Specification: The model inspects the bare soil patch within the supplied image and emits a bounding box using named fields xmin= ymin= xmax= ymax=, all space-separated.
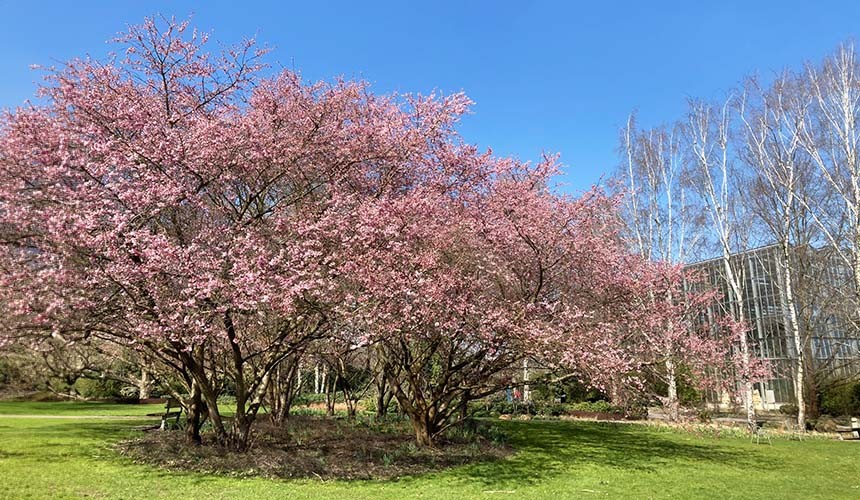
xmin=116 ymin=415 xmax=511 ymax=480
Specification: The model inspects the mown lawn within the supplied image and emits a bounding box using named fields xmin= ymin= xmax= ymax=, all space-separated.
xmin=0 ymin=402 xmax=857 ymax=499
xmin=0 ymin=400 xmax=165 ymax=417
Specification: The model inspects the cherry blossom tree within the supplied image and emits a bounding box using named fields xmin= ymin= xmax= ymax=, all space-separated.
xmin=614 ymin=115 xmax=710 ymax=419
xmin=0 ymin=17 xmax=468 ymax=450
xmin=334 ymin=153 xmax=741 ymax=444
xmin=0 ymin=16 xmax=740 ymax=449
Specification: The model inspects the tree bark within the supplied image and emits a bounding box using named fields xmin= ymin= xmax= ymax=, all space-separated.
xmin=410 ymin=413 xmax=437 ymax=447
xmin=138 ymin=369 xmax=151 ymax=400
xmin=665 ymin=359 xmax=680 ymax=421
xmin=184 ymin=380 xmax=203 ymax=445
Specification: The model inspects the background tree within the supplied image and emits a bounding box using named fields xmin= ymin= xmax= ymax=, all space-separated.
xmin=739 ymin=73 xmax=816 ymax=429
xmin=685 ymin=96 xmax=759 ymax=429
xmin=615 ymin=115 xmax=706 ymax=420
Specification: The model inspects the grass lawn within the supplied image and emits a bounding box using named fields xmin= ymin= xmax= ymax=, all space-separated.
xmin=0 ymin=402 xmax=857 ymax=499
xmin=0 ymin=400 xmax=166 ymax=417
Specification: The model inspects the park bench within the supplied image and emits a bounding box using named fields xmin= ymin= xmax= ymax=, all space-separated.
xmin=159 ymin=398 xmax=183 ymax=431
xmin=835 ymin=417 xmax=859 ymax=440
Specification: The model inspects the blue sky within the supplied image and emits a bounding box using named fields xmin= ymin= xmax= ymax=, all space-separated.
xmin=2 ymin=1 xmax=859 ymax=194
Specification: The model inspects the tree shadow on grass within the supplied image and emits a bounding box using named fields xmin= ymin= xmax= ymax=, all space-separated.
xmin=2 ymin=421 xmax=148 ymax=463
xmin=1 ymin=416 xmax=782 ymax=490
xmin=440 ymin=420 xmax=779 ymax=488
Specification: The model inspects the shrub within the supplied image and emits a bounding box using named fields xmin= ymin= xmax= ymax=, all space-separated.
xmin=362 ymin=397 xmax=399 ymax=416
xmin=481 ymin=399 xmax=535 ymax=416
xmin=536 ymin=402 xmax=567 ymax=417
xmin=568 ymin=400 xmax=614 ymax=413
xmin=696 ymin=408 xmax=713 ymax=423
xmin=74 ymin=378 xmax=126 ymax=399
xmin=0 ymin=358 xmax=22 ymax=387
xmin=530 ymin=379 xmax=607 ymax=404
xmin=820 ymin=382 xmax=860 ymax=417
xmin=814 ymin=415 xmax=839 ymax=432
xmin=778 ymin=404 xmax=799 ymax=416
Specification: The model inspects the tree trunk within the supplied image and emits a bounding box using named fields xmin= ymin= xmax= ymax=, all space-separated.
xmin=314 ymin=363 xmax=320 ymax=394
xmin=375 ymin=386 xmax=388 ymax=420
xmin=138 ymin=369 xmax=151 ymax=400
xmin=184 ymin=380 xmax=203 ymax=445
xmin=268 ymin=357 xmax=299 ymax=426
xmin=724 ymin=257 xmax=756 ymax=431
xmin=522 ymin=358 xmax=531 ymax=402
xmin=195 ymin=376 xmax=227 ymax=445
xmin=410 ymin=413 xmax=437 ymax=447
xmin=665 ymin=359 xmax=680 ymax=421
xmin=805 ymin=364 xmax=820 ymax=421
xmin=374 ymin=362 xmax=392 ymax=420
xmin=458 ymin=390 xmax=471 ymax=423
xmin=780 ymin=241 xmax=806 ymax=430
xmin=325 ymin=372 xmax=337 ymax=417
xmin=229 ymin=414 xmax=254 ymax=452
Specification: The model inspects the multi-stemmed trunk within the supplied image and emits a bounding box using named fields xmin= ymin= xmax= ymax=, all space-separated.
xmin=324 ymin=372 xmax=338 ymax=417
xmin=410 ymin=413 xmax=439 ymax=447
xmin=268 ymin=356 xmax=301 ymax=426
xmin=375 ymin=379 xmax=393 ymax=420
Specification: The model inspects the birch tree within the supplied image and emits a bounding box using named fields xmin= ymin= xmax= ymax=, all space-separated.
xmin=617 ymin=115 xmax=704 ymax=420
xmin=686 ymin=96 xmax=758 ymax=429
xmin=800 ymin=44 xmax=860 ymax=330
xmin=740 ymin=74 xmax=812 ymax=429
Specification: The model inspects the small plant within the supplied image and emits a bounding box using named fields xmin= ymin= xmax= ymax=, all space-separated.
xmin=476 ymin=423 xmax=509 ymax=446
xmin=696 ymin=408 xmax=713 ymax=423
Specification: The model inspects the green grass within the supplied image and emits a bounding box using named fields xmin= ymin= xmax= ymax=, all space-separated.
xmin=0 ymin=400 xmax=165 ymax=417
xmin=0 ymin=402 xmax=858 ymax=499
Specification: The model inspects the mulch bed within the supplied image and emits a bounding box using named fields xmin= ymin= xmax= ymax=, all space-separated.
xmin=116 ymin=415 xmax=511 ymax=480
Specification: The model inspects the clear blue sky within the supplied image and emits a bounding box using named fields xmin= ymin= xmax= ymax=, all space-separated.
xmin=2 ymin=1 xmax=858 ymax=193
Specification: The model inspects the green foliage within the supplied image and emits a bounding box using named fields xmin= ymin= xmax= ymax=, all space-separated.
xmin=696 ymin=408 xmax=713 ymax=423
xmin=567 ymin=400 xmax=615 ymax=413
xmin=474 ymin=398 xmax=639 ymax=418
xmin=74 ymin=378 xmax=127 ymax=399
xmin=443 ymin=420 xmax=509 ymax=446
xmin=362 ymin=396 xmax=399 ymax=416
xmin=486 ymin=400 xmax=535 ymax=416
xmin=0 ymin=358 xmax=23 ymax=387
xmin=530 ymin=378 xmax=607 ymax=404
xmin=646 ymin=363 xmax=703 ymax=407
xmin=676 ymin=376 xmax=704 ymax=406
xmin=539 ymin=402 xmax=568 ymax=417
xmin=778 ymin=404 xmax=799 ymax=416
xmin=819 ymin=382 xmax=860 ymax=417
xmin=294 ymin=392 xmax=343 ymax=405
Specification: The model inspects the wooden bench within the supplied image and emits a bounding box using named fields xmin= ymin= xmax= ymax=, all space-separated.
xmin=159 ymin=398 xmax=183 ymax=431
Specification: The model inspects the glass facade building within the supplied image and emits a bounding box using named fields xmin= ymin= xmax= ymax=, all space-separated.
xmin=686 ymin=245 xmax=860 ymax=406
